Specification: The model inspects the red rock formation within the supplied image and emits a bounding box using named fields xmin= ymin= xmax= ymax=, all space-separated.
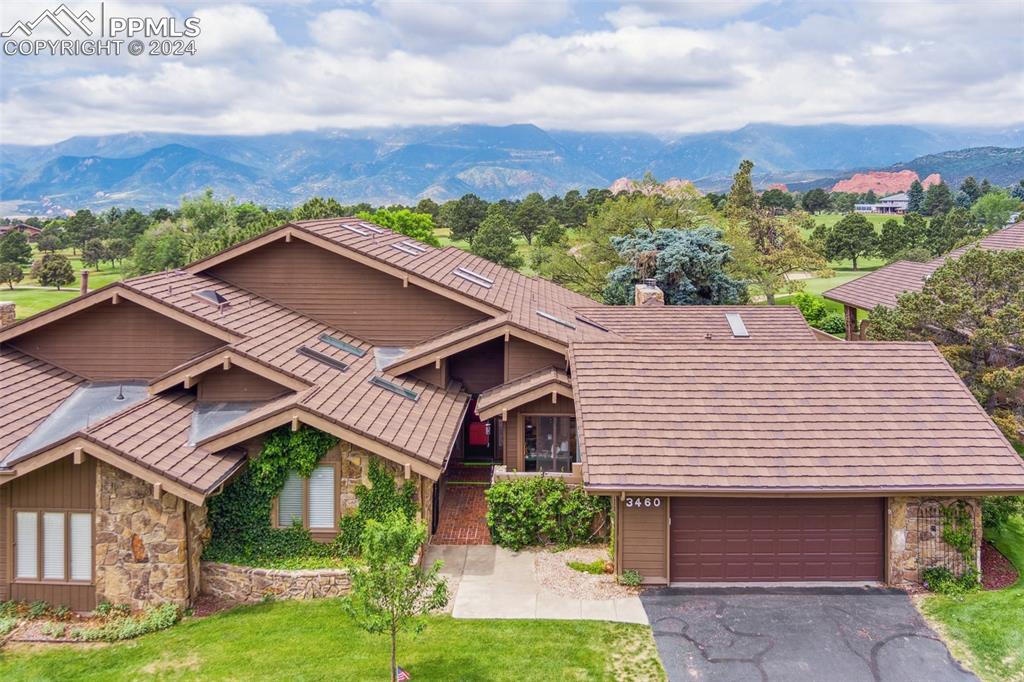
xmin=767 ymin=183 xmax=789 ymax=192
xmin=920 ymin=173 xmax=941 ymax=188
xmin=831 ymin=170 xmax=923 ymax=194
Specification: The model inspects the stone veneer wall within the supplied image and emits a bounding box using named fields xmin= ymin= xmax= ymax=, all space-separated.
xmin=94 ymin=463 xmax=205 ymax=609
xmin=334 ymin=442 xmax=430 ymax=528
xmin=201 ymin=562 xmax=351 ymax=602
xmin=888 ymin=496 xmax=982 ymax=586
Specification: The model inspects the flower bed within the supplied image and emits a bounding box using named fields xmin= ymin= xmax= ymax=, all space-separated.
xmin=200 ymin=562 xmax=352 ymax=603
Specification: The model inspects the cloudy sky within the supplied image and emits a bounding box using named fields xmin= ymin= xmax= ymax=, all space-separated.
xmin=0 ymin=0 xmax=1021 ymax=144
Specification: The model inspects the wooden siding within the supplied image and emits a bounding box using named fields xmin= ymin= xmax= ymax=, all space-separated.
xmin=8 ymin=300 xmax=223 ymax=380
xmin=1 ymin=455 xmax=97 ymax=610
xmin=449 ymin=338 xmax=505 ymax=395
xmin=618 ymin=496 xmax=668 ymax=584
xmin=207 ymin=240 xmax=487 ymax=345
xmin=506 ymin=337 xmax=565 ymax=381
xmin=504 ymin=394 xmax=575 ymax=470
xmin=409 ymin=360 xmax=446 ymax=388
xmin=197 ymin=366 xmax=291 ymax=402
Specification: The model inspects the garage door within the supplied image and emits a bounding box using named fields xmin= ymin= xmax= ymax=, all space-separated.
xmin=669 ymin=498 xmax=884 ymax=582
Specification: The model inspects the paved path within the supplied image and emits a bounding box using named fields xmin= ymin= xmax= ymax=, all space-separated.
xmin=424 ymin=544 xmax=648 ymax=624
xmin=641 ymin=587 xmax=976 ymax=682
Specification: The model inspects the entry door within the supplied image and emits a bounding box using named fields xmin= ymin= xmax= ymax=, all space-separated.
xmin=669 ymin=498 xmax=884 ymax=582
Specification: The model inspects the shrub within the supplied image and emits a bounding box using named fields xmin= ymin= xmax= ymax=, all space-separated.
xmin=792 ymin=291 xmax=827 ymax=325
xmin=619 ymin=569 xmax=643 ymax=587
xmin=27 ymin=601 xmax=49 ymax=619
xmin=921 ymin=566 xmax=980 ymax=598
xmin=334 ymin=459 xmax=417 ymax=557
xmin=817 ymin=311 xmax=847 ymax=336
xmin=40 ymin=622 xmax=67 ymax=638
xmin=0 ymin=616 xmax=17 ymax=637
xmin=485 ymin=477 xmax=609 ymax=551
xmin=567 ymin=559 xmax=606 ymax=575
xmin=982 ymin=496 xmax=1024 ymax=528
xmin=71 ymin=602 xmax=180 ymax=642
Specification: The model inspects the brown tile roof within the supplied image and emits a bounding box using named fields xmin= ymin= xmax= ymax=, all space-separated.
xmin=825 ymin=221 xmax=1024 ymax=311
xmin=569 ymin=340 xmax=1024 ymax=493
xmin=83 ymin=390 xmax=246 ymax=494
xmin=0 ymin=349 xmax=85 ymax=462
xmin=476 ymin=366 xmax=572 ymax=419
xmin=573 ymin=305 xmax=816 ymax=341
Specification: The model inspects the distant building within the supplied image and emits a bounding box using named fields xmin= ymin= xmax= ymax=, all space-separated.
xmin=854 ymin=193 xmax=908 ymax=215
xmin=0 ymin=222 xmax=42 ymax=240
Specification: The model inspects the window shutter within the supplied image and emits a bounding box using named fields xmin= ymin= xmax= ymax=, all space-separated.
xmin=15 ymin=512 xmax=38 ymax=580
xmin=308 ymin=465 xmax=336 ymax=529
xmin=43 ymin=512 xmax=66 ymax=580
xmin=278 ymin=472 xmax=303 ymax=527
xmin=70 ymin=513 xmax=92 ymax=581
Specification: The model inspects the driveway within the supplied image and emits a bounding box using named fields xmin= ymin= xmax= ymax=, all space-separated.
xmin=641 ymin=587 xmax=976 ymax=682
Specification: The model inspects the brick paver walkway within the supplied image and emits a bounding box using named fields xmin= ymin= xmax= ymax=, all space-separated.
xmin=433 ymin=463 xmax=492 ymax=545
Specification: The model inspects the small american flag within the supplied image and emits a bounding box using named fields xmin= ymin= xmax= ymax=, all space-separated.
xmin=396 ymin=666 xmax=411 ymax=681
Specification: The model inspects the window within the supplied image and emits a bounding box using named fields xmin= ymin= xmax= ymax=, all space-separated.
xmin=275 ymin=464 xmax=337 ymax=531
xmin=524 ymin=416 xmax=578 ymax=473
xmin=14 ymin=510 xmax=93 ymax=583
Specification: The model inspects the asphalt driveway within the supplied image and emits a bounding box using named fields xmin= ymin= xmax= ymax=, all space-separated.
xmin=641 ymin=587 xmax=976 ymax=682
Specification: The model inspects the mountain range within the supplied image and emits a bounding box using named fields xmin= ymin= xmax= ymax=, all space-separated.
xmin=1 ymin=123 xmax=1021 ymax=213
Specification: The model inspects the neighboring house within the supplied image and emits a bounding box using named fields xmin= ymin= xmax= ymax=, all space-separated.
xmin=0 ymin=223 xmax=42 ymax=240
xmin=1 ymin=217 xmax=1022 ymax=610
xmin=824 ymin=220 xmax=1024 ymax=339
xmin=854 ymin=193 xmax=908 ymax=214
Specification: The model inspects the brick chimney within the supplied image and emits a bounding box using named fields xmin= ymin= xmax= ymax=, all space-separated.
xmin=80 ymin=270 xmax=89 ymax=296
xmin=634 ymin=279 xmax=664 ymax=306
xmin=0 ymin=302 xmax=15 ymax=328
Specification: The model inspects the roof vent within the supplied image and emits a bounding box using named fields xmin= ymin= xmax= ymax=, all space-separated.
xmin=452 ymin=266 xmax=494 ymax=289
xmin=369 ymin=376 xmax=419 ymax=401
xmin=296 ymin=346 xmax=349 ymax=371
xmin=536 ymin=310 xmax=576 ymax=329
xmin=193 ymin=290 xmax=229 ymax=309
xmin=725 ymin=312 xmax=749 ymax=338
xmin=340 ymin=223 xmax=370 ymax=237
xmin=319 ymin=333 xmax=366 ymax=358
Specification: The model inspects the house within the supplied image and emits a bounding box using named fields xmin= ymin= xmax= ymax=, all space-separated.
xmin=1 ymin=217 xmax=1022 ymax=610
xmin=0 ymin=223 xmax=43 ymax=240
xmin=854 ymin=193 xmax=908 ymax=214
xmin=824 ymin=220 xmax=1024 ymax=339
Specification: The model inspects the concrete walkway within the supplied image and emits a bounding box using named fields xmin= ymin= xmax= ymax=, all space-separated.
xmin=424 ymin=544 xmax=648 ymax=624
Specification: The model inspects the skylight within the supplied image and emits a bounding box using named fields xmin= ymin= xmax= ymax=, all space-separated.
xmin=296 ymin=346 xmax=349 ymax=371
xmin=725 ymin=313 xmax=750 ymax=338
xmin=7 ymin=382 xmax=149 ymax=463
xmin=369 ymin=376 xmax=419 ymax=401
xmin=319 ymin=333 xmax=366 ymax=357
xmin=392 ymin=243 xmax=423 ymax=257
xmin=189 ymin=401 xmax=261 ymax=445
xmin=537 ymin=310 xmax=576 ymax=329
xmin=452 ymin=266 xmax=494 ymax=289
xmin=374 ymin=347 xmax=407 ymax=371
xmin=193 ymin=290 xmax=229 ymax=308
xmin=340 ymin=223 xmax=370 ymax=237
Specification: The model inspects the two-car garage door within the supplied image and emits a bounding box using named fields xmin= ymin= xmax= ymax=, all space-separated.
xmin=669 ymin=498 xmax=884 ymax=582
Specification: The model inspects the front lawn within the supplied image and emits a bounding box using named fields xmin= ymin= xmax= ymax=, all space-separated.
xmin=0 ymin=287 xmax=79 ymax=319
xmin=0 ymin=599 xmax=664 ymax=681
xmin=920 ymin=516 xmax=1024 ymax=682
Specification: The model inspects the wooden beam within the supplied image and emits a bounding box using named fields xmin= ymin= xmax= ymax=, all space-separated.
xmin=434 ymin=357 xmax=441 ymax=369
xmin=153 ymin=482 xmax=163 ymax=500
xmin=291 ymin=415 xmax=300 ymax=432
xmin=285 ymin=232 xmax=292 ymax=243
xmin=184 ymin=375 xmax=194 ymax=389
xmin=222 ymin=355 xmax=231 ymax=370
xmin=844 ymin=305 xmax=859 ymax=341
xmin=73 ymin=448 xmax=83 ymax=464
xmin=551 ymin=391 xmax=557 ymax=404
xmin=111 ymin=292 xmax=120 ymax=304
xmin=403 ymin=463 xmax=411 ymax=480
xmin=501 ymin=408 xmax=507 ymax=422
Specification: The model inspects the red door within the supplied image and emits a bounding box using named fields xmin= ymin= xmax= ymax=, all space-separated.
xmin=669 ymin=497 xmax=884 ymax=582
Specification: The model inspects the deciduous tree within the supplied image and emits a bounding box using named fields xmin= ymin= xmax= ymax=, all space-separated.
xmin=801 ymin=188 xmax=831 ymax=214
xmin=512 ymin=192 xmax=548 ymax=245
xmin=0 ymin=262 xmax=23 ymax=290
xmin=471 ymin=209 xmax=522 ymax=269
xmin=357 ymin=208 xmax=440 ymax=247
xmin=0 ymin=230 xmax=32 ymax=265
xmin=439 ymin=193 xmax=488 ymax=242
xmin=726 ymin=209 xmax=825 ymax=304
xmin=31 ymin=253 xmax=75 ymax=290
xmin=971 ymin=189 xmax=1020 ymax=229
xmin=81 ymin=238 xmax=107 ymax=269
xmin=343 ymin=512 xmax=448 ymax=682
xmin=824 ymin=213 xmax=877 ymax=269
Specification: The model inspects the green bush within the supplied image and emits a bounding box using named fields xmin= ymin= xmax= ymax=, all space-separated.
xmin=71 ymin=602 xmax=180 ymax=642
xmin=567 ymin=559 xmax=606 ymax=575
xmin=40 ymin=622 xmax=67 ymax=638
xmin=982 ymin=497 xmax=1024 ymax=528
xmin=619 ymin=569 xmax=643 ymax=587
xmin=792 ymin=292 xmax=827 ymax=325
xmin=334 ymin=459 xmax=417 ymax=556
xmin=485 ymin=477 xmax=609 ymax=551
xmin=816 ymin=311 xmax=847 ymax=336
xmin=0 ymin=616 xmax=17 ymax=637
xmin=922 ymin=566 xmax=980 ymax=598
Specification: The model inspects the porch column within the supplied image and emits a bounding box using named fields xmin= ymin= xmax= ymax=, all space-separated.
xmin=844 ymin=305 xmax=859 ymax=341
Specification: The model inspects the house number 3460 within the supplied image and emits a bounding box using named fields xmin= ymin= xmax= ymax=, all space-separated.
xmin=625 ymin=497 xmax=661 ymax=508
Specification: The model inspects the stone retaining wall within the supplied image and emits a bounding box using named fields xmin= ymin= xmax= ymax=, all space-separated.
xmin=200 ymin=562 xmax=351 ymax=602
xmin=888 ymin=496 xmax=981 ymax=586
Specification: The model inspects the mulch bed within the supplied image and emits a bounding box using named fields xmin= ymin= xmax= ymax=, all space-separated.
xmin=190 ymin=594 xmax=240 ymax=618
xmin=981 ymin=540 xmax=1018 ymax=590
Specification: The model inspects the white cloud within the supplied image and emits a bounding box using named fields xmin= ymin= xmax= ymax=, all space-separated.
xmin=0 ymin=0 xmax=1021 ymax=144
xmin=605 ymin=0 xmax=764 ymax=28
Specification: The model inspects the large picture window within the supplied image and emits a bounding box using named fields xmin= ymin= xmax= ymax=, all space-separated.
xmin=524 ymin=416 xmax=578 ymax=473
xmin=274 ymin=464 xmax=338 ymax=531
xmin=14 ymin=510 xmax=92 ymax=583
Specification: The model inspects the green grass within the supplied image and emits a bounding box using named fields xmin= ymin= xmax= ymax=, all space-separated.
xmin=920 ymin=516 xmax=1024 ymax=682
xmin=22 ymin=247 xmax=126 ymax=290
xmin=0 ymin=287 xmax=78 ymax=319
xmin=806 ymin=212 xmax=893 ymax=232
xmin=0 ymin=600 xmax=664 ymax=681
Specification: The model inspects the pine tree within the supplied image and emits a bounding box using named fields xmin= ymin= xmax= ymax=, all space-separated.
xmin=907 ymin=180 xmax=925 ymax=213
